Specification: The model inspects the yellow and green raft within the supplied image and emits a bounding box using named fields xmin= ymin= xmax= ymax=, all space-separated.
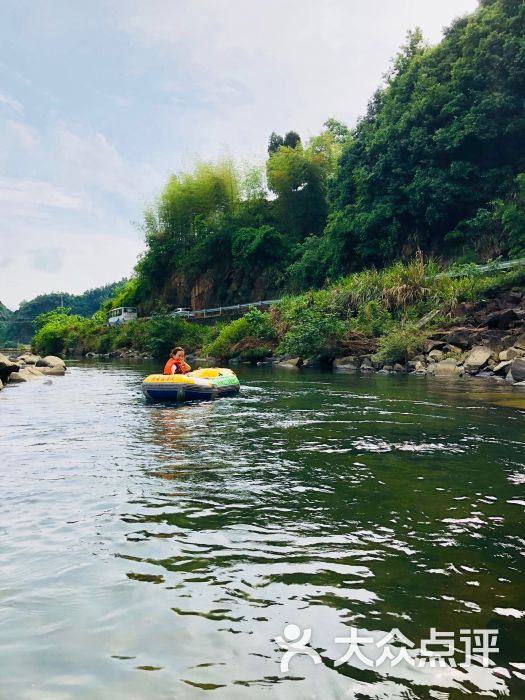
xmin=142 ymin=368 xmax=240 ymax=402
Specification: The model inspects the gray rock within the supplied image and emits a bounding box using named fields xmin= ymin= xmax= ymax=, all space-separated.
xmin=512 ymin=380 xmax=525 ymax=389
xmin=414 ymin=360 xmax=427 ymax=373
xmin=484 ymin=308 xmax=518 ymax=330
xmin=428 ymin=349 xmax=444 ymax=362
xmin=16 ymin=353 xmax=41 ymax=365
xmin=499 ymin=347 xmax=524 ymax=361
xmin=38 ymin=366 xmax=66 ymax=376
xmin=9 ymin=367 xmax=44 ymax=382
xmin=423 ymin=339 xmax=446 ymax=353
xmin=442 ymin=344 xmax=462 ymax=354
xmin=510 ymin=358 xmax=525 ymax=383
xmin=434 ymin=359 xmax=463 ymax=376
xmin=36 ymin=355 xmax=66 ymax=370
xmin=492 ymin=360 xmax=513 ymax=376
xmin=279 ymin=357 xmax=302 ymax=368
xmin=394 ymin=363 xmax=405 ymax=373
xmin=514 ymin=334 xmax=525 ymax=350
xmin=464 ymin=346 xmax=493 ymax=373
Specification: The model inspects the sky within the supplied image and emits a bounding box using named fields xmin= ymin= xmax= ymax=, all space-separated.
xmin=0 ymin=0 xmax=478 ymax=310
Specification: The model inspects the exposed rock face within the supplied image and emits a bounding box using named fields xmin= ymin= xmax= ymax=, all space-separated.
xmin=511 ymin=358 xmax=525 ymax=383
xmin=464 ymin=346 xmax=493 ymax=373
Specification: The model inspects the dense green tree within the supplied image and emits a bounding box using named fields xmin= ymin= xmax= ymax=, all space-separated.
xmin=326 ymin=0 xmax=525 ymax=269
xmin=283 ymin=130 xmax=302 ymax=148
xmin=268 ymin=132 xmax=284 ymax=154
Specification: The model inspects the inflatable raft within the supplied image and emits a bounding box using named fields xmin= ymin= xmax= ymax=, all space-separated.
xmin=142 ymin=367 xmax=240 ymax=402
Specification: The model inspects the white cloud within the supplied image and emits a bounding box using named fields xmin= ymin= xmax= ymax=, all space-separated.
xmin=111 ymin=0 xmax=478 ymax=158
xmin=0 ymin=177 xmax=82 ymax=218
xmin=6 ymin=119 xmax=39 ymax=151
xmin=0 ymin=221 xmax=143 ymax=309
xmin=30 ymin=246 xmax=65 ymax=274
xmin=53 ymin=124 xmax=164 ymax=203
xmin=0 ymin=92 xmax=23 ymax=114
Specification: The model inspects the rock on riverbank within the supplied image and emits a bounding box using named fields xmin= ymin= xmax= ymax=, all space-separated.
xmin=0 ymin=352 xmax=67 ymax=390
xmin=271 ymin=288 xmax=525 ymax=388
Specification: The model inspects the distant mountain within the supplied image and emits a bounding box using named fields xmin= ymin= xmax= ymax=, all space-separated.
xmin=1 ymin=281 xmax=125 ymax=345
xmin=0 ymin=300 xmax=12 ymax=321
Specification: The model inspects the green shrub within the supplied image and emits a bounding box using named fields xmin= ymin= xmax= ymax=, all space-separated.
xmin=204 ymin=317 xmax=252 ymax=359
xmin=33 ymin=308 xmax=94 ymax=356
xmin=375 ymin=324 xmax=428 ymax=365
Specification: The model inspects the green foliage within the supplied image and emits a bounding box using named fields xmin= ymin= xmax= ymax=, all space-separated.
xmin=323 ymin=0 xmax=525 ymax=272
xmin=204 ymin=309 xmax=275 ymax=359
xmin=33 ymin=308 xmax=94 ymax=356
xmin=243 ymin=308 xmax=276 ymax=339
xmin=204 ymin=317 xmax=252 ymax=359
xmin=143 ymin=314 xmax=211 ymax=358
xmin=375 ymin=324 xmax=429 ymax=364
xmin=32 ymin=308 xmax=211 ymax=359
xmin=2 ymin=282 xmax=124 ymax=345
xmin=276 ymin=294 xmax=345 ymax=358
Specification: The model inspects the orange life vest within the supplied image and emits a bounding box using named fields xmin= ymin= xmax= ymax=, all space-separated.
xmin=163 ymin=357 xmax=191 ymax=375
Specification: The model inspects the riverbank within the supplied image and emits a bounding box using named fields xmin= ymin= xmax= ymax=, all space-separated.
xmin=272 ymin=288 xmax=525 ymax=387
xmin=29 ymin=260 xmax=525 ymax=389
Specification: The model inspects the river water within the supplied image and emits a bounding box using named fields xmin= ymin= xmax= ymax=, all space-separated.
xmin=1 ymin=361 xmax=524 ymax=699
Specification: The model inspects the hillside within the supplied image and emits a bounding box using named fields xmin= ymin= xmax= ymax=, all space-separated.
xmin=110 ymin=0 xmax=524 ymax=315
xmin=2 ymin=282 xmax=124 ymax=345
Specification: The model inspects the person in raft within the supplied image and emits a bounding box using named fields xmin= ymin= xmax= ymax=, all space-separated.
xmin=163 ymin=346 xmax=191 ymax=375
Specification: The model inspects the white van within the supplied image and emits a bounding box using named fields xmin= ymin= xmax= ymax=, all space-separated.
xmin=107 ymin=307 xmax=138 ymax=326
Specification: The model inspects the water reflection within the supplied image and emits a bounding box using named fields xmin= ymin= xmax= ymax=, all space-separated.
xmin=0 ymin=362 xmax=523 ymax=698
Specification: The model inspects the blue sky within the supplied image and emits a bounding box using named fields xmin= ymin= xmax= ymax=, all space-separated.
xmin=0 ymin=0 xmax=478 ymax=309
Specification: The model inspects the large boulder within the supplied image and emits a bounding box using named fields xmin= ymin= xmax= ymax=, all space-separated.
xmin=16 ymin=353 xmax=41 ymax=365
xmin=499 ymin=347 xmax=524 ymax=361
xmin=9 ymin=367 xmax=44 ymax=382
xmin=0 ymin=352 xmax=20 ymax=384
xmin=333 ymin=356 xmax=359 ymax=372
xmin=464 ymin=346 xmax=493 ymax=373
xmin=434 ymin=359 xmax=463 ymax=376
xmin=484 ymin=308 xmax=518 ymax=330
xmin=278 ymin=357 xmax=302 ymax=368
xmin=428 ymin=349 xmax=444 ymax=362
xmin=510 ymin=358 xmax=525 ymax=383
xmin=38 ymin=366 xmax=66 ymax=376
xmin=36 ymin=355 xmax=66 ymax=370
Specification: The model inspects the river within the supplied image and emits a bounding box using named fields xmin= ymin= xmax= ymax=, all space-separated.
xmin=1 ymin=361 xmax=524 ymax=699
